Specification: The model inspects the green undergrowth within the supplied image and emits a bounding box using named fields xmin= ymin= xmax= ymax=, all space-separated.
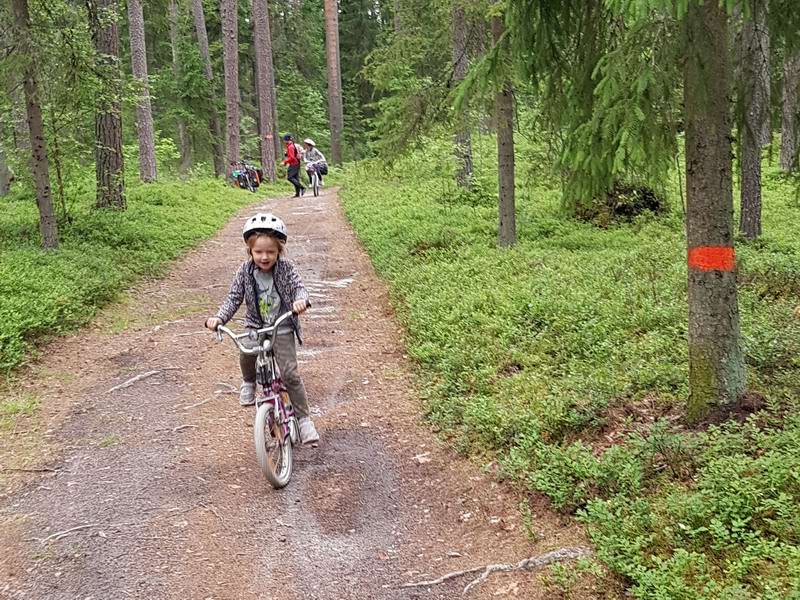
xmin=339 ymin=138 xmax=800 ymax=598
xmin=0 ymin=177 xmax=271 ymax=373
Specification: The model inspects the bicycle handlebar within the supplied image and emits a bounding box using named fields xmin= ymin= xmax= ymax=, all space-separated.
xmin=212 ymin=301 xmax=311 ymax=355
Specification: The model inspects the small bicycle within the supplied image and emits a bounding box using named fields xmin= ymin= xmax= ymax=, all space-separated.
xmin=307 ymin=163 xmax=323 ymax=197
xmin=215 ymin=309 xmax=305 ymax=489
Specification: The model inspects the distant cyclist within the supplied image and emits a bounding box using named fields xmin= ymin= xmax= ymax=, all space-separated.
xmin=302 ymin=139 xmax=328 ymax=187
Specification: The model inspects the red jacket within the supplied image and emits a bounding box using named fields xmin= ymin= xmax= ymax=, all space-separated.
xmin=282 ymin=142 xmax=301 ymax=167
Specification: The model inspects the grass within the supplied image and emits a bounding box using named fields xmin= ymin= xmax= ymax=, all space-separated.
xmin=339 ymin=135 xmax=800 ymax=598
xmin=0 ymin=174 xmax=276 ymax=374
xmin=0 ymin=394 xmax=40 ymax=430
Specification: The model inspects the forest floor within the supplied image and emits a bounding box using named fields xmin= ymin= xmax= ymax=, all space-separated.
xmin=0 ymin=188 xmax=588 ymax=599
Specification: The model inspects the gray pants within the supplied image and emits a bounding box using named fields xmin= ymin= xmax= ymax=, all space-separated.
xmin=240 ymin=332 xmax=310 ymax=419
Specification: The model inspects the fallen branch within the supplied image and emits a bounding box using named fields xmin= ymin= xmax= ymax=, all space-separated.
xmin=0 ymin=466 xmax=58 ymax=473
xmin=34 ymin=520 xmax=136 ymax=543
xmin=172 ymin=424 xmax=198 ymax=432
xmin=400 ymin=546 xmax=592 ymax=595
xmin=107 ymin=370 xmax=161 ymax=394
xmin=181 ymin=398 xmax=211 ymax=411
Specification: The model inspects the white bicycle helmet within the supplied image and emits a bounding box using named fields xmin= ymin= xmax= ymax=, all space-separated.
xmin=303 ymin=138 xmax=315 ymax=146
xmin=242 ymin=212 xmax=288 ymax=241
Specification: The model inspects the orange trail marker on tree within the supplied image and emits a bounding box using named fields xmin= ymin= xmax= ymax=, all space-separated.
xmin=688 ymin=246 xmax=735 ymax=272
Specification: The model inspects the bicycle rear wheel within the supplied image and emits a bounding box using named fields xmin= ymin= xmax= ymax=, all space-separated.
xmin=254 ymin=402 xmax=293 ymax=489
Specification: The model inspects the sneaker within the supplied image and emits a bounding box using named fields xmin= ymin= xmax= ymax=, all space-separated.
xmin=300 ymin=187 xmax=306 ymax=196
xmin=298 ymin=417 xmax=319 ymax=445
xmin=239 ymin=382 xmax=256 ymax=406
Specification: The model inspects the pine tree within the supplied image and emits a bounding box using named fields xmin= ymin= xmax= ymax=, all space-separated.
xmin=252 ymin=0 xmax=278 ymax=181
xmin=127 ymin=0 xmax=157 ymax=182
xmin=780 ymin=51 xmax=800 ymax=171
xmin=221 ymin=0 xmax=241 ymax=169
xmin=738 ymin=0 xmax=770 ymax=240
xmin=88 ymin=0 xmax=126 ymax=208
xmin=324 ymin=0 xmax=344 ymax=164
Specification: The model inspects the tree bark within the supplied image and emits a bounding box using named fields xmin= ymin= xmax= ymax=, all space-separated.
xmin=88 ymin=0 xmax=126 ymax=209
xmin=780 ymin=51 xmax=800 ymax=172
xmin=221 ymin=0 xmax=240 ymax=170
xmin=739 ymin=0 xmax=769 ymax=240
xmin=452 ymin=2 xmax=473 ymax=189
xmin=324 ymin=0 xmax=344 ymax=164
xmin=0 ymin=145 xmax=11 ymax=196
xmin=492 ymin=13 xmax=515 ymax=248
xmin=10 ymin=87 xmax=30 ymax=153
xmin=393 ymin=0 xmax=401 ymax=34
xmin=684 ymin=0 xmax=745 ymax=423
xmin=169 ymin=0 xmax=192 ymax=175
xmin=252 ymin=0 xmax=278 ymax=181
xmin=127 ymin=0 xmax=157 ymax=182
xmin=192 ymin=0 xmax=225 ymax=177
xmin=12 ymin=0 xmax=59 ymax=248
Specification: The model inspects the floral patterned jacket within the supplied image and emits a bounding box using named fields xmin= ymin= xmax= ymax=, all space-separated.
xmin=215 ymin=258 xmax=309 ymax=342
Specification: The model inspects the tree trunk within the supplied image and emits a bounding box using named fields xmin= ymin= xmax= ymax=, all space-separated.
xmin=49 ymin=108 xmax=68 ymax=221
xmin=169 ymin=0 xmax=192 ymax=175
xmin=12 ymin=0 xmax=59 ymax=248
xmin=88 ymin=0 xmax=126 ymax=209
xmin=252 ymin=0 xmax=278 ymax=181
xmin=192 ymin=0 xmax=225 ymax=177
xmin=452 ymin=2 xmax=473 ymax=189
xmin=393 ymin=0 xmax=401 ymax=34
xmin=0 ymin=145 xmax=11 ymax=196
xmin=127 ymin=0 xmax=157 ymax=182
xmin=324 ymin=0 xmax=344 ymax=164
xmin=739 ymin=0 xmax=769 ymax=240
xmin=221 ymin=0 xmax=240 ymax=170
xmin=10 ymin=87 xmax=30 ymax=154
xmin=683 ymin=0 xmax=745 ymax=423
xmin=780 ymin=51 xmax=800 ymax=172
xmin=492 ymin=14 xmax=515 ymax=248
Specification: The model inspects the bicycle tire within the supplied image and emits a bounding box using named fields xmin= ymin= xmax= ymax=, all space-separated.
xmin=254 ymin=402 xmax=293 ymax=489
xmin=312 ymin=171 xmax=320 ymax=197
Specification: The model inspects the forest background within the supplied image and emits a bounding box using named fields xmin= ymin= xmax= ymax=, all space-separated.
xmin=3 ymin=0 xmax=800 ymax=596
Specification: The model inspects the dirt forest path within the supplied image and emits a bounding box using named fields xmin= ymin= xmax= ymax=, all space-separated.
xmin=0 ymin=188 xmax=586 ymax=599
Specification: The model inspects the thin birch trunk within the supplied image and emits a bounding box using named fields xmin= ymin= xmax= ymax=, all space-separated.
xmin=492 ymin=13 xmax=515 ymax=247
xmin=192 ymin=0 xmax=225 ymax=177
xmin=168 ymin=0 xmax=192 ymax=174
xmin=452 ymin=2 xmax=473 ymax=189
xmin=12 ymin=0 xmax=59 ymax=248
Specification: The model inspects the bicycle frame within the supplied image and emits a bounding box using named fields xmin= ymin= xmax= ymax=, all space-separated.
xmin=216 ymin=312 xmax=298 ymax=441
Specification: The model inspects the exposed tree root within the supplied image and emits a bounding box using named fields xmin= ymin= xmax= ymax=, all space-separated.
xmin=400 ymin=546 xmax=593 ymax=595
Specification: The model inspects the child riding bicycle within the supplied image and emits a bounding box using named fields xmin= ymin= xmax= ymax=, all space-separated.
xmin=302 ymin=138 xmax=328 ymax=186
xmin=205 ymin=213 xmax=320 ymax=444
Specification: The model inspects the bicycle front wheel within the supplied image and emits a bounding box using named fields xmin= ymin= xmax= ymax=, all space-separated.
xmin=254 ymin=402 xmax=293 ymax=489
xmin=312 ymin=172 xmax=320 ymax=197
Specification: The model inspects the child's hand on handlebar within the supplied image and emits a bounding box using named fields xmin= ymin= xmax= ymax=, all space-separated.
xmin=206 ymin=317 xmax=222 ymax=331
xmin=292 ymin=299 xmax=309 ymax=314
